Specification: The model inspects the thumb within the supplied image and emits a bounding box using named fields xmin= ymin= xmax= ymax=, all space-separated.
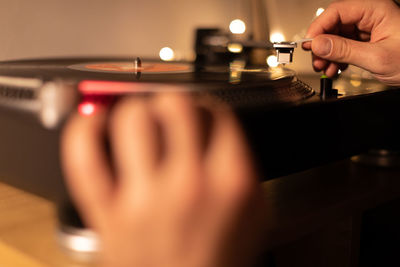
xmin=312 ymin=34 xmax=378 ymax=72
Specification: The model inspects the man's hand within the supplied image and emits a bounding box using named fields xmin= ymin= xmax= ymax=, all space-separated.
xmin=303 ymin=0 xmax=400 ymax=86
xmin=61 ymin=93 xmax=263 ymax=267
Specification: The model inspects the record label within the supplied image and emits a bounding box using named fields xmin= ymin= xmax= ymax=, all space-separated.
xmin=68 ymin=61 xmax=192 ymax=74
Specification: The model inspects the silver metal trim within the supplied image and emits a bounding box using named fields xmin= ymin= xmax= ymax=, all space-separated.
xmin=57 ymin=226 xmax=100 ymax=261
xmin=0 ymin=76 xmax=78 ymax=129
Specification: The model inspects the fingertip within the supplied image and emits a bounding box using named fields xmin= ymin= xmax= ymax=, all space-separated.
xmin=152 ymin=92 xmax=193 ymax=112
xmin=313 ymin=57 xmax=328 ymax=72
xmin=151 ymin=92 xmax=204 ymax=167
xmin=108 ymin=96 xmax=163 ymax=184
xmin=302 ymin=41 xmax=312 ymax=51
xmin=109 ymin=96 xmax=147 ymax=131
xmin=205 ymin=106 xmax=257 ymax=210
xmin=325 ymin=62 xmax=339 ymax=78
xmin=60 ymin=108 xmax=113 ymax=227
xmin=207 ymin=102 xmax=251 ymax=168
xmin=312 ymin=35 xmax=333 ymax=58
xmin=61 ymin=107 xmax=108 ymax=166
xmin=151 ymin=92 xmax=197 ymax=130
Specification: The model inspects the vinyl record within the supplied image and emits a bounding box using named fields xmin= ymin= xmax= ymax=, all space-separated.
xmin=0 ymin=57 xmax=314 ymax=107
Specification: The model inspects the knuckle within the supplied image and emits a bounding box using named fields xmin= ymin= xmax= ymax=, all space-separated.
xmin=110 ymin=97 xmax=144 ymax=127
xmin=328 ymin=1 xmax=340 ymax=9
xmin=110 ymin=98 xmax=130 ymax=122
xmin=154 ymin=92 xmax=192 ymax=112
xmin=328 ymin=1 xmax=342 ymax=13
xmin=335 ymin=38 xmax=353 ymax=62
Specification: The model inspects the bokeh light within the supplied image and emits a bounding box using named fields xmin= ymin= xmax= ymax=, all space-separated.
xmin=267 ymin=55 xmax=279 ymax=67
xmin=270 ymin=32 xmax=285 ymax=43
xmin=228 ymin=43 xmax=243 ymax=53
xmin=229 ymin=19 xmax=246 ymax=34
xmin=350 ymin=74 xmax=362 ymax=87
xmin=159 ymin=47 xmax=175 ymax=61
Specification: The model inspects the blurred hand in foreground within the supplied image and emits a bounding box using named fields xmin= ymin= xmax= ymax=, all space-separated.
xmin=303 ymin=0 xmax=400 ymax=85
xmin=61 ymin=93 xmax=264 ymax=267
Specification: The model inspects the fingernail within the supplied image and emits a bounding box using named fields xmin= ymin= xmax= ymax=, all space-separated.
xmin=314 ymin=37 xmax=332 ymax=57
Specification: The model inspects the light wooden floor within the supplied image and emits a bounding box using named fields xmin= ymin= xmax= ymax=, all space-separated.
xmin=0 ymin=181 xmax=94 ymax=267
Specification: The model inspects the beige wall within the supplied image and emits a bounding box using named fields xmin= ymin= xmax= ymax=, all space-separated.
xmin=0 ymin=0 xmax=332 ymax=74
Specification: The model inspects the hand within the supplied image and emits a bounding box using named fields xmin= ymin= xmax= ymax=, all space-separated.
xmin=61 ymin=93 xmax=264 ymax=267
xmin=303 ymin=0 xmax=400 ymax=85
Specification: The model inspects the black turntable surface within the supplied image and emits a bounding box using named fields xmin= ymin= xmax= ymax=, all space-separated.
xmin=0 ymin=57 xmax=315 ymax=109
xmin=1 ymin=57 xmax=400 ymax=202
xmin=0 ymin=57 xmax=296 ymax=83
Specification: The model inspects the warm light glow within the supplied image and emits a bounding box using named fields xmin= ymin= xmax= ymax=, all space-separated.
xmin=338 ymin=69 xmax=342 ymax=75
xmin=350 ymin=74 xmax=362 ymax=87
xmin=228 ymin=43 xmax=243 ymax=53
xmin=229 ymin=19 xmax=246 ymax=34
xmin=79 ymin=102 xmax=96 ymax=116
xmin=270 ymin=32 xmax=285 ymax=43
xmin=267 ymin=55 xmax=279 ymax=67
xmin=159 ymin=47 xmax=175 ymax=61
xmin=316 ymin=8 xmax=325 ymax=17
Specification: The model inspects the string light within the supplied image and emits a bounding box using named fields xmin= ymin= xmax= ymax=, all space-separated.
xmin=159 ymin=47 xmax=175 ymax=61
xmin=267 ymin=55 xmax=279 ymax=67
xmin=229 ymin=19 xmax=246 ymax=34
xmin=270 ymin=32 xmax=285 ymax=43
xmin=228 ymin=43 xmax=243 ymax=53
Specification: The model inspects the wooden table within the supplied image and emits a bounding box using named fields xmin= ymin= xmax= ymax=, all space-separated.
xmin=1 ymin=158 xmax=400 ymax=267
xmin=0 ymin=182 xmax=93 ymax=267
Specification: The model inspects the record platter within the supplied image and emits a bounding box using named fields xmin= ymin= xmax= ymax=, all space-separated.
xmin=0 ymin=56 xmax=400 ymax=202
xmin=0 ymin=57 xmax=314 ymax=112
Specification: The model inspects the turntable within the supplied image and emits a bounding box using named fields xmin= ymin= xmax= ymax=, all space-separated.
xmin=0 ymin=49 xmax=400 ymax=201
xmin=1 ymin=0 xmax=400 ymax=264
xmin=1 ymin=37 xmax=400 ymax=267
